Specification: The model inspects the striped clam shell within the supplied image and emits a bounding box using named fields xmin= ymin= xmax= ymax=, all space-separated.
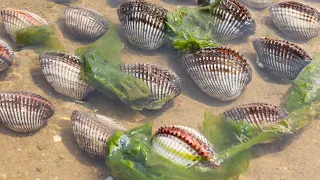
xmin=0 ymin=8 xmax=48 ymax=42
xmin=0 ymin=39 xmax=14 ymax=72
xmin=120 ymin=63 xmax=181 ymax=109
xmin=39 ymin=52 xmax=95 ymax=100
xmin=65 ymin=7 xmax=109 ymax=40
xmin=269 ymin=1 xmax=320 ymax=39
xmin=239 ymin=0 xmax=273 ymax=9
xmin=71 ymin=110 xmax=126 ymax=159
xmin=182 ymin=47 xmax=252 ymax=101
xmin=252 ymin=38 xmax=312 ymax=80
xmin=223 ymin=102 xmax=285 ymax=133
xmin=0 ymin=92 xmax=54 ymax=132
xmin=117 ymin=1 xmax=168 ymax=50
xmin=212 ymin=0 xmax=256 ymax=40
xmin=195 ymin=0 xmax=216 ymax=6
xmin=152 ymin=125 xmax=220 ymax=168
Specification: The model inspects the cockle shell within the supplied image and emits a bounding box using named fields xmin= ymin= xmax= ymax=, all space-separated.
xmin=0 ymin=92 xmax=54 ymax=132
xmin=71 ymin=110 xmax=126 ymax=159
xmin=117 ymin=1 xmax=168 ymax=50
xmin=269 ymin=1 xmax=320 ymax=39
xmin=64 ymin=7 xmax=109 ymax=40
xmin=239 ymin=0 xmax=273 ymax=9
xmin=212 ymin=0 xmax=256 ymax=40
xmin=152 ymin=125 xmax=220 ymax=168
xmin=195 ymin=0 xmax=215 ymax=6
xmin=0 ymin=39 xmax=14 ymax=72
xmin=252 ymin=38 xmax=312 ymax=80
xmin=39 ymin=52 xmax=94 ymax=100
xmin=0 ymin=8 xmax=48 ymax=42
xmin=182 ymin=47 xmax=252 ymax=101
xmin=120 ymin=63 xmax=181 ymax=109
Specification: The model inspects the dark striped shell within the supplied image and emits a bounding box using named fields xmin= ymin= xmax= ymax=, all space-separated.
xmin=252 ymin=38 xmax=312 ymax=80
xmin=195 ymin=0 xmax=215 ymax=6
xmin=65 ymin=7 xmax=109 ymax=40
xmin=152 ymin=125 xmax=220 ymax=168
xmin=0 ymin=39 xmax=14 ymax=72
xmin=223 ymin=102 xmax=285 ymax=133
xmin=120 ymin=63 xmax=181 ymax=109
xmin=212 ymin=0 xmax=256 ymax=40
xmin=239 ymin=0 xmax=273 ymax=9
xmin=117 ymin=1 xmax=168 ymax=50
xmin=39 ymin=52 xmax=95 ymax=100
xmin=182 ymin=47 xmax=252 ymax=101
xmin=269 ymin=1 xmax=320 ymax=39
xmin=0 ymin=8 xmax=48 ymax=42
xmin=71 ymin=110 xmax=126 ymax=159
xmin=0 ymin=92 xmax=54 ymax=132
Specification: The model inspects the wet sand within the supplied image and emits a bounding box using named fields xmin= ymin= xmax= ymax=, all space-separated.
xmin=0 ymin=0 xmax=319 ymax=179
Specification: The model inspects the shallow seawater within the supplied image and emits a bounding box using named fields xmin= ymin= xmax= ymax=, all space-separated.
xmin=0 ymin=0 xmax=320 ymax=179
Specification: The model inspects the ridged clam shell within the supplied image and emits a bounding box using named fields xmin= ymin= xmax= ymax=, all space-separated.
xmin=195 ymin=0 xmax=216 ymax=6
xmin=212 ymin=0 xmax=256 ymax=40
xmin=120 ymin=63 xmax=181 ymax=109
xmin=252 ymin=38 xmax=312 ymax=80
xmin=0 ymin=39 xmax=14 ymax=72
xmin=0 ymin=92 xmax=54 ymax=132
xmin=117 ymin=1 xmax=168 ymax=50
xmin=0 ymin=8 xmax=48 ymax=42
xmin=71 ymin=110 xmax=126 ymax=159
xmin=223 ymin=102 xmax=285 ymax=133
xmin=239 ymin=0 xmax=273 ymax=9
xmin=39 ymin=52 xmax=95 ymax=100
xmin=182 ymin=47 xmax=252 ymax=101
xmin=65 ymin=7 xmax=109 ymax=40
xmin=269 ymin=1 xmax=320 ymax=39
xmin=152 ymin=125 xmax=219 ymax=167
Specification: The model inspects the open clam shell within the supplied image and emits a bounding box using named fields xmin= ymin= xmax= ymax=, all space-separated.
xmin=117 ymin=1 xmax=168 ymax=50
xmin=120 ymin=63 xmax=181 ymax=109
xmin=152 ymin=125 xmax=220 ymax=168
xmin=252 ymin=38 xmax=312 ymax=80
xmin=239 ymin=0 xmax=273 ymax=9
xmin=0 ymin=8 xmax=48 ymax=42
xmin=269 ymin=1 xmax=320 ymax=39
xmin=64 ymin=7 xmax=109 ymax=40
xmin=0 ymin=92 xmax=54 ymax=132
xmin=39 ymin=52 xmax=95 ymax=100
xmin=71 ymin=110 xmax=126 ymax=159
xmin=212 ymin=0 xmax=256 ymax=40
xmin=183 ymin=47 xmax=252 ymax=101
xmin=0 ymin=39 xmax=14 ymax=72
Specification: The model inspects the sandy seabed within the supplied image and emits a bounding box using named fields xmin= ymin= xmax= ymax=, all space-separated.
xmin=0 ymin=0 xmax=319 ymax=179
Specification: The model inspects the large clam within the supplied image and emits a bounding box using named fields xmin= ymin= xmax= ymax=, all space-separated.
xmin=0 ymin=39 xmax=14 ymax=72
xmin=239 ymin=0 xmax=273 ymax=9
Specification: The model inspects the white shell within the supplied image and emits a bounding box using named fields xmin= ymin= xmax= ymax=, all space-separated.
xmin=39 ymin=52 xmax=94 ymax=100
xmin=0 ymin=39 xmax=14 ymax=72
xmin=239 ymin=0 xmax=273 ymax=9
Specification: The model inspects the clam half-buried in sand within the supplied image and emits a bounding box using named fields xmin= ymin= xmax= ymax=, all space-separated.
xmin=252 ymin=38 xmax=312 ymax=80
xmin=0 ymin=39 xmax=14 ymax=72
xmin=183 ymin=47 xmax=252 ymax=101
xmin=0 ymin=92 xmax=55 ymax=132
xmin=71 ymin=110 xmax=126 ymax=159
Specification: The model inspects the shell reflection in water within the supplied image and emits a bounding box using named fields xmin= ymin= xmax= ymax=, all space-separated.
xmin=0 ymin=39 xmax=14 ymax=72
xmin=0 ymin=92 xmax=55 ymax=132
xmin=0 ymin=8 xmax=48 ymax=42
xmin=152 ymin=125 xmax=220 ymax=168
xmin=183 ymin=47 xmax=252 ymax=101
xmin=252 ymin=38 xmax=312 ymax=80
xmin=120 ymin=63 xmax=181 ymax=109
xmin=239 ymin=0 xmax=273 ymax=9
xmin=65 ymin=7 xmax=109 ymax=40
xmin=117 ymin=0 xmax=168 ymax=50
xmin=269 ymin=1 xmax=320 ymax=39
xmin=71 ymin=110 xmax=126 ymax=159
xmin=39 ymin=52 xmax=95 ymax=100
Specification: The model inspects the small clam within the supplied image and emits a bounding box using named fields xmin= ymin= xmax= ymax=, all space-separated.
xmin=39 ymin=52 xmax=95 ymax=100
xmin=71 ymin=110 xmax=126 ymax=159
xmin=152 ymin=125 xmax=220 ymax=167
xmin=269 ymin=1 xmax=320 ymax=39
xmin=0 ymin=39 xmax=14 ymax=72
xmin=252 ymin=38 xmax=312 ymax=80
xmin=0 ymin=8 xmax=48 ymax=42
xmin=117 ymin=1 xmax=168 ymax=50
xmin=182 ymin=47 xmax=252 ymax=101
xmin=64 ymin=7 xmax=109 ymax=40
xmin=0 ymin=92 xmax=54 ymax=132
xmin=239 ymin=0 xmax=273 ymax=9
xmin=120 ymin=63 xmax=181 ymax=109
xmin=195 ymin=0 xmax=215 ymax=6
